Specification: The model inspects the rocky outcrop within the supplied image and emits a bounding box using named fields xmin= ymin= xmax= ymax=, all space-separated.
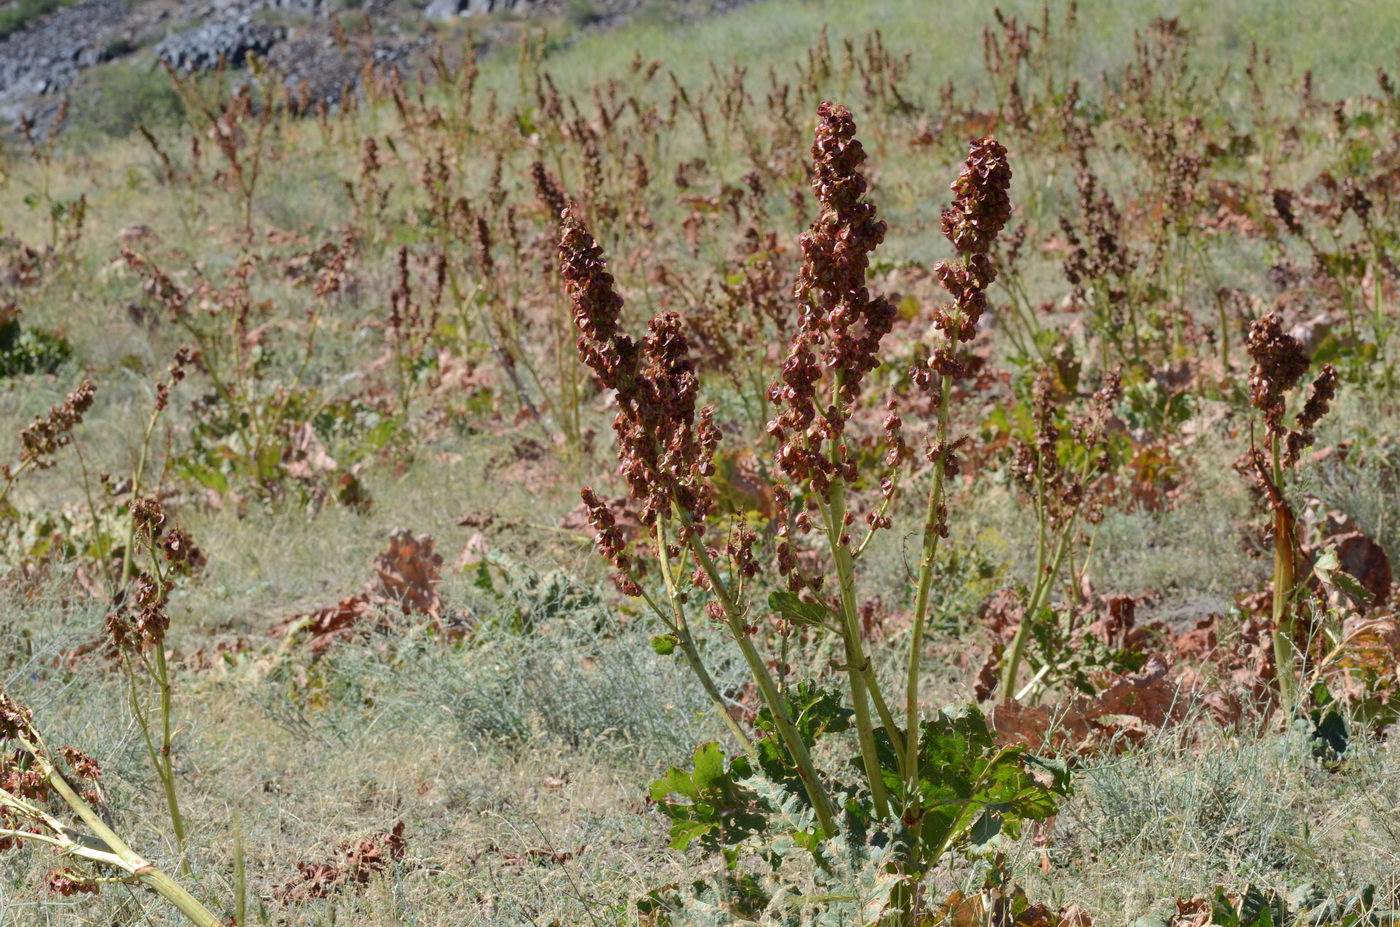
xmin=268 ymin=35 xmax=427 ymax=109
xmin=423 ymin=0 xmax=551 ymax=22
xmin=155 ymin=20 xmax=286 ymax=72
xmin=0 ymin=0 xmax=749 ymax=131
xmin=0 ymin=0 xmax=133 ymax=122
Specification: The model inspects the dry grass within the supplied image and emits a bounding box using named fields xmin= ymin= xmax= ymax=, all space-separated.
xmin=2 ymin=0 xmax=1400 ymax=924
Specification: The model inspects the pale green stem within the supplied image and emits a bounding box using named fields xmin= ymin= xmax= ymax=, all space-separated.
xmin=655 ymin=514 xmax=753 ymax=752
xmin=1000 ymin=525 xmax=1074 ymax=699
xmin=822 ymin=489 xmax=893 ymax=820
xmin=904 ymin=373 xmax=952 ymax=799
xmin=153 ymin=643 xmax=189 ymax=875
xmin=684 ymin=530 xmax=838 ymax=837
xmin=40 ymin=760 xmax=221 ymax=927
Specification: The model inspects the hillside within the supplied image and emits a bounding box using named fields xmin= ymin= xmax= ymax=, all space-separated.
xmin=2 ymin=0 xmax=1400 ymax=924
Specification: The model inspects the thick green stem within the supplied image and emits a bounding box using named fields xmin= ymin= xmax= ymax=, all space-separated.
xmin=44 ymin=770 xmax=221 ymax=927
xmin=904 ymin=374 xmax=951 ymax=799
xmin=823 ymin=489 xmax=894 ymax=820
xmin=139 ymin=866 xmax=223 ymax=927
xmin=153 ymin=644 xmax=189 ymax=874
xmin=685 ymin=532 xmax=838 ymax=837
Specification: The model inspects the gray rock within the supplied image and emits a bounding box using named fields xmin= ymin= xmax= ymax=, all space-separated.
xmin=155 ymin=20 xmax=285 ymax=72
xmin=423 ymin=0 xmax=464 ymax=21
xmin=1 ymin=0 xmax=747 ymax=130
xmin=269 ymin=33 xmax=428 ymax=111
xmin=0 ymin=0 xmax=130 ymax=122
xmin=424 ymin=0 xmax=547 ymax=22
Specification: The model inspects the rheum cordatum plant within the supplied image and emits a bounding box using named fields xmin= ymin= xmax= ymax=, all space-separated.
xmin=105 ymin=492 xmax=204 ymax=875
xmin=0 ymin=692 xmax=222 ymax=926
xmin=565 ymin=102 xmax=1067 ymax=923
xmin=1238 ymin=311 xmax=1339 ymax=714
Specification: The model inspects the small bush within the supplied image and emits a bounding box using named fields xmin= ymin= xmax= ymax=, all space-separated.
xmin=0 ymin=308 xmax=70 ymax=377
xmin=564 ymin=0 xmax=604 ymax=28
xmin=69 ymin=59 xmax=185 ymax=140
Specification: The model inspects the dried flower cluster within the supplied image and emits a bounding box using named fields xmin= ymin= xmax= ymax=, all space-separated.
xmin=273 ymin=821 xmax=407 ymax=904
xmin=61 ymin=746 xmax=102 ymax=783
xmin=137 ymin=495 xmax=204 ymax=573
xmin=0 ymin=690 xmax=201 ymax=917
xmin=1055 ymin=140 xmax=1135 ymax=343
xmin=1 ymin=694 xmax=106 ymax=853
xmin=1244 ymin=313 xmax=1311 ymax=433
xmin=122 ymin=249 xmax=190 ymax=320
xmin=1011 ymin=371 xmax=1120 ymax=528
xmin=561 ymin=211 xmax=719 ymax=590
xmin=13 ymin=379 xmax=96 ymax=472
xmin=767 ymin=102 xmax=895 ymax=496
xmin=532 ymin=161 xmax=569 ymax=221
xmin=0 ymin=692 xmax=33 ymax=742
xmin=106 ymin=497 xmax=203 ymax=649
xmin=561 ymin=212 xmax=636 ymax=393
xmin=107 ymin=570 xmax=173 ymax=649
xmin=1287 ymin=363 xmax=1337 ymax=465
xmin=925 ymin=136 xmax=1013 ymax=379
xmin=1243 ymin=312 xmax=1337 ymax=465
xmin=387 ymin=245 xmax=440 ymax=360
xmin=47 ymin=870 xmax=100 ymax=897
xmin=154 ymin=346 xmax=194 ymax=412
xmin=0 ymin=708 xmax=45 ymax=849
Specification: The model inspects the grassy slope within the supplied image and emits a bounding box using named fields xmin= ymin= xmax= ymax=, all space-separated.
xmin=539 ymin=0 xmax=1400 ymax=102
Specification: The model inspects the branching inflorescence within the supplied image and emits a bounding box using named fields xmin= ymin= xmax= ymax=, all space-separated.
xmin=563 ymin=107 xmax=1064 ymax=913
xmin=769 ymin=101 xmax=896 ymax=500
xmin=927 ymin=136 xmax=1012 ymax=378
xmin=564 ymin=211 xmax=719 ymax=551
xmin=1240 ymin=311 xmax=1339 ymax=711
xmin=2 ymin=379 xmax=96 ymax=504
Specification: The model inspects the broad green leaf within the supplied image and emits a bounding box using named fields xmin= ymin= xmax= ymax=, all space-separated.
xmin=768 ymin=591 xmax=839 ymax=633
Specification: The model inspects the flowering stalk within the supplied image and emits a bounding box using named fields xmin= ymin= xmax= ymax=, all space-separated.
xmin=998 ymin=513 xmax=1076 ymax=700
xmin=1241 ymin=312 xmax=1338 ymax=713
xmin=582 ymin=489 xmax=749 ymax=752
xmin=108 ymin=495 xmax=204 ymax=875
xmin=999 ymin=372 xmax=1118 ymax=700
xmin=562 ymin=106 xmax=1074 ymax=918
xmin=562 ymin=212 xmax=838 ymax=834
xmin=1 ymin=379 xmax=96 ymax=506
xmin=905 ymin=137 xmax=1012 ymax=795
xmin=679 ymin=510 xmax=838 ymax=836
xmin=766 ymin=101 xmax=905 ymax=818
xmin=116 ymin=349 xmax=192 ymax=585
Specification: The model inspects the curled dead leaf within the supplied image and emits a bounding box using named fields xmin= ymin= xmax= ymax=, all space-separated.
xmin=271 ymin=530 xmax=452 ymax=651
xmin=991 ymin=656 xmax=1186 ymax=754
xmin=273 ymin=821 xmax=406 ymax=904
xmin=370 ymin=530 xmax=443 ymax=617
